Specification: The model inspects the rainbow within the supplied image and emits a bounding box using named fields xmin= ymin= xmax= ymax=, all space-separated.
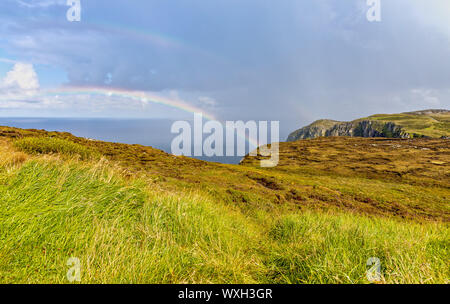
xmin=84 ymin=21 xmax=226 ymax=64
xmin=41 ymin=86 xmax=260 ymax=150
xmin=42 ymin=86 xmax=217 ymax=121
xmin=36 ymin=19 xmax=256 ymax=148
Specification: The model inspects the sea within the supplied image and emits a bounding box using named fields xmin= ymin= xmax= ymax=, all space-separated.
xmin=0 ymin=117 xmax=244 ymax=164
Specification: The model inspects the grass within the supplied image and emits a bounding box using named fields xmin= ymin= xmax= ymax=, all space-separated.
xmin=13 ymin=137 xmax=98 ymax=160
xmin=0 ymin=157 xmax=448 ymax=283
xmin=0 ymin=126 xmax=448 ymax=283
xmin=288 ymin=110 xmax=450 ymax=140
xmin=369 ymin=112 xmax=450 ymax=138
xmin=266 ymin=212 xmax=448 ymax=283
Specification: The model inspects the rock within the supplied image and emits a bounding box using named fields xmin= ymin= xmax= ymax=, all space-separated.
xmin=287 ymin=109 xmax=449 ymax=141
xmin=288 ymin=119 xmax=412 ymax=141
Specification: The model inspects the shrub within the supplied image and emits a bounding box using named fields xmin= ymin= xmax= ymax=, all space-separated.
xmin=14 ymin=137 xmax=98 ymax=160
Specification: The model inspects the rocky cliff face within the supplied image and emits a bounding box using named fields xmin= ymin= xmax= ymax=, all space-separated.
xmin=287 ymin=109 xmax=450 ymax=141
xmin=286 ymin=119 xmax=339 ymax=141
xmin=288 ymin=119 xmax=413 ymax=141
xmin=326 ymin=120 xmax=411 ymax=138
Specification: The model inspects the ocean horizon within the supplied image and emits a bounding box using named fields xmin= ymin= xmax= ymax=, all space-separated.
xmin=0 ymin=117 xmax=243 ymax=164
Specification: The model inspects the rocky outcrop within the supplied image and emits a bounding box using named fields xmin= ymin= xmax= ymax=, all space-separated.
xmin=288 ymin=120 xmax=414 ymax=141
xmin=287 ymin=109 xmax=449 ymax=141
xmin=286 ymin=119 xmax=339 ymax=141
xmin=326 ymin=120 xmax=411 ymax=138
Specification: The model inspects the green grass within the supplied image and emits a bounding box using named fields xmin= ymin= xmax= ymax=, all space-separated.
xmin=368 ymin=112 xmax=450 ymax=138
xmin=0 ymin=158 xmax=448 ymax=283
xmin=14 ymin=137 xmax=98 ymax=160
xmin=0 ymin=127 xmax=448 ymax=283
xmin=266 ymin=212 xmax=449 ymax=283
xmin=288 ymin=111 xmax=450 ymax=140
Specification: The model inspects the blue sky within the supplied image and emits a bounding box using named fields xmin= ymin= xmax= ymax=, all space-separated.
xmin=0 ymin=0 xmax=449 ymax=133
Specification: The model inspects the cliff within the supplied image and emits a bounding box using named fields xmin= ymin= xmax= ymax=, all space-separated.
xmin=287 ymin=109 xmax=449 ymax=141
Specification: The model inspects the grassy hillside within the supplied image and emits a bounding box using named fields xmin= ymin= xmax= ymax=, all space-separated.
xmin=288 ymin=109 xmax=450 ymax=140
xmin=0 ymin=126 xmax=448 ymax=283
xmin=367 ymin=111 xmax=450 ymax=138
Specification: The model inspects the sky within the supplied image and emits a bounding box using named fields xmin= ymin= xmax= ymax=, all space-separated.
xmin=0 ymin=0 xmax=449 ymax=135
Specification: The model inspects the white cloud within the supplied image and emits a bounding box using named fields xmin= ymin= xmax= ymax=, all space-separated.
xmin=0 ymin=62 xmax=41 ymax=110
xmin=0 ymin=64 xmax=212 ymax=118
xmin=0 ymin=63 xmax=42 ymax=110
xmin=2 ymin=63 xmax=40 ymax=91
xmin=15 ymin=0 xmax=66 ymax=8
